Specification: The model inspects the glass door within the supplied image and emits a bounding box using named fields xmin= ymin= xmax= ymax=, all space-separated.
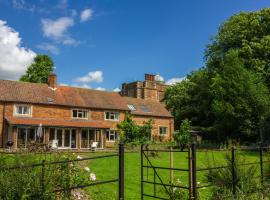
xmin=71 ymin=129 xmax=77 ymax=149
xmin=56 ymin=129 xmax=63 ymax=147
xmin=17 ymin=128 xmax=27 ymax=148
xmin=64 ymin=129 xmax=71 ymax=148
xmin=95 ymin=130 xmax=103 ymax=148
xmin=81 ymin=129 xmax=89 ymax=148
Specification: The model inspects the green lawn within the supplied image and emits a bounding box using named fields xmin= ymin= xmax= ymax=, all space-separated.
xmin=0 ymin=149 xmax=264 ymax=199
xmin=77 ymin=149 xmax=262 ymax=200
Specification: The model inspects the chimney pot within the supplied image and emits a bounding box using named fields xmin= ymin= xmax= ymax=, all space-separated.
xmin=145 ymin=73 xmax=155 ymax=81
xmin=48 ymin=73 xmax=57 ymax=89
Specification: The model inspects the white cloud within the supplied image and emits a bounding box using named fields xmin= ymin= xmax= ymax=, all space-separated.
xmin=56 ymin=0 xmax=68 ymax=10
xmin=113 ymin=88 xmax=121 ymax=92
xmin=41 ymin=17 xmax=77 ymax=45
xmin=80 ymin=9 xmax=93 ymax=22
xmin=96 ymin=87 xmax=106 ymax=91
xmin=36 ymin=43 xmax=59 ymax=54
xmin=11 ymin=0 xmax=35 ymax=12
xmin=74 ymin=71 xmax=103 ymax=83
xmin=72 ymin=83 xmax=91 ymax=89
xmin=0 ymin=20 xmax=36 ymax=80
xmin=166 ymin=77 xmax=185 ymax=85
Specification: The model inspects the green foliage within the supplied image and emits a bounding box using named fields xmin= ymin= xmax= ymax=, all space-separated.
xmin=20 ymin=55 xmax=54 ymax=83
xmin=117 ymin=113 xmax=153 ymax=143
xmin=205 ymin=152 xmax=261 ymax=200
xmin=0 ymin=153 xmax=90 ymax=200
xmin=206 ymin=8 xmax=270 ymax=89
xmin=210 ymin=51 xmax=269 ymax=141
xmin=174 ymin=119 xmax=192 ymax=146
xmin=164 ymin=8 xmax=270 ymax=143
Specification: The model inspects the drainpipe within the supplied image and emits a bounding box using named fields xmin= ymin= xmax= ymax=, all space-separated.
xmin=1 ymin=102 xmax=6 ymax=148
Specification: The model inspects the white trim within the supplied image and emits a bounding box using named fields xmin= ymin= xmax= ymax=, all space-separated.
xmin=105 ymin=129 xmax=118 ymax=142
xmin=158 ymin=125 xmax=169 ymax=136
xmin=71 ymin=109 xmax=89 ymax=120
xmin=13 ymin=104 xmax=32 ymax=117
xmin=104 ymin=111 xmax=120 ymax=121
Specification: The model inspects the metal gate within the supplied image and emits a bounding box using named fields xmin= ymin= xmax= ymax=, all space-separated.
xmin=140 ymin=144 xmax=197 ymax=200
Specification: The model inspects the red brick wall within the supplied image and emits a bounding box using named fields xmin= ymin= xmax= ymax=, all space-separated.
xmin=1 ymin=102 xmax=174 ymax=148
xmin=132 ymin=115 xmax=174 ymax=141
xmin=0 ymin=102 xmax=4 ymax=148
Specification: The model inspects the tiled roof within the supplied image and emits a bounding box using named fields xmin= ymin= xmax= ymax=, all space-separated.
xmin=123 ymin=97 xmax=172 ymax=118
xmin=0 ymin=80 xmax=172 ymax=118
xmin=5 ymin=117 xmax=111 ymax=128
xmin=0 ymin=80 xmax=128 ymax=110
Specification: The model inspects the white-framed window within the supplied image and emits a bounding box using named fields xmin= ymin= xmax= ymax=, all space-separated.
xmin=105 ymin=111 xmax=119 ymax=121
xmin=106 ymin=130 xmax=118 ymax=142
xmin=14 ymin=104 xmax=32 ymax=117
xmin=72 ymin=109 xmax=89 ymax=119
xmin=159 ymin=126 xmax=168 ymax=135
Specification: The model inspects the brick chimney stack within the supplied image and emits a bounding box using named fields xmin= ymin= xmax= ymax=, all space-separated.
xmin=48 ymin=73 xmax=57 ymax=90
xmin=145 ymin=74 xmax=155 ymax=81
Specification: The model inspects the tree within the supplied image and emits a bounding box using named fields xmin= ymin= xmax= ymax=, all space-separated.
xmin=20 ymin=55 xmax=54 ymax=83
xmin=117 ymin=113 xmax=153 ymax=143
xmin=206 ymin=8 xmax=270 ymax=88
xmin=174 ymin=119 xmax=191 ymax=149
xmin=164 ymin=8 xmax=270 ymax=143
xmin=164 ymin=68 xmax=213 ymax=130
xmin=210 ymin=51 xmax=269 ymax=141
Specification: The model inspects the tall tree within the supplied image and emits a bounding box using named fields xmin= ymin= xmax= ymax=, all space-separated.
xmin=206 ymin=8 xmax=270 ymax=88
xmin=165 ymin=8 xmax=270 ymax=142
xmin=20 ymin=55 xmax=54 ymax=83
xmin=210 ymin=51 xmax=269 ymax=141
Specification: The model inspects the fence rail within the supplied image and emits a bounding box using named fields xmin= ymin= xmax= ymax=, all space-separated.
xmin=141 ymin=144 xmax=270 ymax=200
xmin=0 ymin=143 xmax=125 ymax=200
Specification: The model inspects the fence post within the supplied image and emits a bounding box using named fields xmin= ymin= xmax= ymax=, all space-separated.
xmin=191 ymin=143 xmax=197 ymax=200
xmin=259 ymin=144 xmax=264 ymax=186
xmin=119 ymin=142 xmax=124 ymax=200
xmin=141 ymin=144 xmax=144 ymax=200
xmin=188 ymin=146 xmax=192 ymax=200
xmin=41 ymin=160 xmax=45 ymax=194
xmin=231 ymin=146 xmax=236 ymax=195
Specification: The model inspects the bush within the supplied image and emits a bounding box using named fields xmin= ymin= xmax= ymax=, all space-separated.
xmin=205 ymin=151 xmax=261 ymax=199
xmin=0 ymin=152 xmax=91 ymax=200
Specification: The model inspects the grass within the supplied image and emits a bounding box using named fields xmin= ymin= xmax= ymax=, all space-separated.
xmin=0 ymin=148 xmax=265 ymax=199
xmin=78 ymin=149 xmax=263 ymax=199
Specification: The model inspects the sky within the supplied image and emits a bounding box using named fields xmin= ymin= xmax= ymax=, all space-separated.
xmin=0 ymin=0 xmax=270 ymax=91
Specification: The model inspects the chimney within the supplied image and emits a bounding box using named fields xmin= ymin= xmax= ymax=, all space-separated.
xmin=145 ymin=74 xmax=155 ymax=81
xmin=48 ymin=73 xmax=57 ymax=90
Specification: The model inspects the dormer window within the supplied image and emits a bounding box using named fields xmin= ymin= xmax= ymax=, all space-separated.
xmin=14 ymin=104 xmax=32 ymax=117
xmin=72 ymin=109 xmax=88 ymax=119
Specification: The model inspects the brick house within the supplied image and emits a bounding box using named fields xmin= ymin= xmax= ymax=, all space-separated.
xmin=0 ymin=74 xmax=174 ymax=150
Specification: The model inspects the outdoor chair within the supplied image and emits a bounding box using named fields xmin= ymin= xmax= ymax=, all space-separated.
xmin=91 ymin=142 xmax=98 ymax=151
xmin=49 ymin=139 xmax=58 ymax=150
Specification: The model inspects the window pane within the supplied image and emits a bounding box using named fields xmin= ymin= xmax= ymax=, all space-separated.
xmin=73 ymin=110 xmax=77 ymax=118
xmin=106 ymin=130 xmax=110 ymax=141
xmin=81 ymin=130 xmax=88 ymax=148
xmin=111 ymin=113 xmax=115 ymax=120
xmin=49 ymin=128 xmax=55 ymax=141
xmin=115 ymin=112 xmax=119 ymax=120
xmin=110 ymin=132 xmax=115 ymax=141
xmin=105 ymin=112 xmax=110 ymax=119
xmin=23 ymin=107 xmax=29 ymax=114
xmin=78 ymin=112 xmax=83 ymax=118
xmin=18 ymin=106 xmax=23 ymax=114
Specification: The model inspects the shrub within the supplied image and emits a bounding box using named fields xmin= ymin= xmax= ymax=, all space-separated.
xmin=0 ymin=152 xmax=91 ymax=200
xmin=205 ymin=151 xmax=260 ymax=199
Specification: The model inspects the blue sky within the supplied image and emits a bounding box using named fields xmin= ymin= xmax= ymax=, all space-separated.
xmin=0 ymin=0 xmax=269 ymax=91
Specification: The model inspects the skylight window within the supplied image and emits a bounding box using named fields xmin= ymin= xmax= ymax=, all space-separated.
xmin=141 ymin=105 xmax=150 ymax=112
xmin=127 ymin=104 xmax=136 ymax=111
